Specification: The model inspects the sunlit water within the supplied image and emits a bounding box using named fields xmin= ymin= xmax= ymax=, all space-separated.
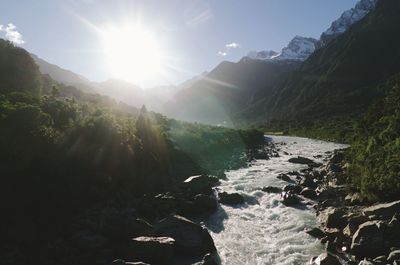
xmin=205 ymin=136 xmax=348 ymax=265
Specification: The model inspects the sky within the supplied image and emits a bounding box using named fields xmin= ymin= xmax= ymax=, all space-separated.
xmin=0 ymin=0 xmax=358 ymax=88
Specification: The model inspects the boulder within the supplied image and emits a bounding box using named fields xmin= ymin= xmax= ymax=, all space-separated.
xmin=388 ymin=250 xmax=400 ymax=262
xmin=310 ymin=253 xmax=342 ymax=265
xmin=363 ymin=200 xmax=400 ymax=220
xmin=306 ymin=227 xmax=326 ymax=239
xmin=277 ymin=173 xmax=294 ymax=183
xmin=261 ymin=186 xmax=281 ymax=194
xmin=300 ymin=188 xmax=318 ymax=199
xmin=317 ymin=208 xmax=347 ymax=229
xmin=110 ymin=260 xmax=150 ymax=265
xmin=283 ymin=184 xmax=302 ymax=194
xmin=343 ymin=223 xmax=357 ymax=238
xmin=357 ymin=259 xmax=374 ymax=265
xmin=154 ymin=215 xmax=216 ymax=256
xmin=218 ymin=192 xmax=245 ymax=206
xmin=289 ymin=157 xmax=322 ymax=167
xmin=351 ymin=221 xmax=388 ymax=258
xmin=281 ymin=191 xmax=301 ymax=206
xmin=129 ymin=237 xmax=175 ymax=265
xmin=372 ymin=256 xmax=387 ymax=264
xmin=101 ymin=216 xmax=154 ymax=240
xmin=182 ymin=175 xmax=219 ymax=195
xmin=193 ymin=194 xmax=218 ymax=214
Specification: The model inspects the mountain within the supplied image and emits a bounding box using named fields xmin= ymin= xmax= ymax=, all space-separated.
xmin=248 ymin=0 xmax=378 ymax=62
xmin=165 ymin=59 xmax=298 ymax=125
xmin=320 ymin=0 xmax=377 ymax=44
xmin=242 ymin=0 xmax=400 ymax=122
xmin=247 ymin=36 xmax=319 ymax=62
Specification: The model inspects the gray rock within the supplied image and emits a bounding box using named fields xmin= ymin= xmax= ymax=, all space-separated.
xmin=155 ymin=215 xmax=216 ymax=256
xmin=281 ymin=191 xmax=301 ymax=206
xmin=129 ymin=237 xmax=175 ymax=265
xmin=363 ymin=200 xmax=400 ymax=220
xmin=306 ymin=227 xmax=326 ymax=239
xmin=218 ymin=192 xmax=245 ymax=206
xmin=277 ymin=173 xmax=294 ymax=183
xmin=301 ymin=188 xmax=318 ymax=199
xmin=310 ymin=253 xmax=342 ymax=265
xmin=193 ymin=194 xmax=218 ymax=214
xmin=183 ymin=175 xmax=219 ymax=195
xmin=261 ymin=186 xmax=281 ymax=193
xmin=288 ymin=156 xmax=315 ymax=165
xmin=351 ymin=221 xmax=388 ymax=258
xmin=388 ymin=250 xmax=400 ymax=262
xmin=317 ymin=207 xmax=347 ymax=229
xmin=110 ymin=260 xmax=150 ymax=265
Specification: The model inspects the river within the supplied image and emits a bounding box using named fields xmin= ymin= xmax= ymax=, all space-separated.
xmin=205 ymin=136 xmax=348 ymax=265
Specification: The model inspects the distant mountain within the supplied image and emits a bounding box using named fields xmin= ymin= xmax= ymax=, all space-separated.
xmin=240 ymin=0 xmax=400 ymax=122
xmin=165 ymin=59 xmax=298 ymax=125
xmin=247 ymin=36 xmax=319 ymax=62
xmin=247 ymin=0 xmax=377 ymax=62
xmin=320 ymin=0 xmax=377 ymax=45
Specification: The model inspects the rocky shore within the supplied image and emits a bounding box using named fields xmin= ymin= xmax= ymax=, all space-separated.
xmin=262 ymin=146 xmax=400 ymax=265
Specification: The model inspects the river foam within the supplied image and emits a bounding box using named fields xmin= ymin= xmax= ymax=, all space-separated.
xmin=206 ymin=136 xmax=348 ymax=265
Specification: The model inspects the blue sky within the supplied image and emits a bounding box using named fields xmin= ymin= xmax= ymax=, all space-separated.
xmin=1 ymin=0 xmax=358 ymax=88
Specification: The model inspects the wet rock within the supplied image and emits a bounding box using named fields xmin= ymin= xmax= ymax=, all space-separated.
xmin=306 ymin=227 xmax=326 ymax=239
xmin=300 ymin=177 xmax=318 ymax=189
xmin=317 ymin=207 xmax=347 ymax=229
xmin=289 ymin=156 xmax=322 ymax=168
xmin=283 ymin=184 xmax=302 ymax=194
xmin=129 ymin=236 xmax=175 ymax=265
xmin=261 ymin=186 xmax=281 ymax=193
xmin=301 ymin=188 xmax=318 ymax=199
xmin=193 ymin=194 xmax=218 ymax=214
xmin=183 ymin=175 xmax=219 ymax=195
xmin=343 ymin=223 xmax=358 ymax=238
xmin=101 ymin=216 xmax=154 ymax=240
xmin=310 ymin=253 xmax=342 ymax=265
xmin=363 ymin=200 xmax=400 ymax=220
xmin=281 ymin=191 xmax=300 ymax=206
xmin=351 ymin=221 xmax=387 ymax=258
xmin=110 ymin=260 xmax=150 ymax=265
xmin=277 ymin=173 xmax=294 ymax=183
xmin=357 ymin=259 xmax=374 ymax=265
xmin=218 ymin=192 xmax=245 ymax=206
xmin=154 ymin=215 xmax=216 ymax=256
xmin=193 ymin=253 xmax=219 ymax=265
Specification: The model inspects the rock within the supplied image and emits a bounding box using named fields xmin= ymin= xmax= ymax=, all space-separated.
xmin=218 ymin=192 xmax=245 ymax=206
xmin=310 ymin=253 xmax=342 ymax=265
xmin=154 ymin=215 xmax=216 ymax=256
xmin=110 ymin=260 xmax=150 ymax=265
xmin=289 ymin=156 xmax=322 ymax=167
xmin=306 ymin=227 xmax=326 ymax=239
xmin=343 ymin=223 xmax=358 ymax=238
xmin=363 ymin=200 xmax=400 ymax=220
xmin=281 ymin=191 xmax=300 ymax=206
xmin=183 ymin=175 xmax=219 ymax=195
xmin=129 ymin=237 xmax=175 ymax=265
xmin=283 ymin=184 xmax=302 ymax=194
xmin=351 ymin=221 xmax=388 ymax=258
xmin=193 ymin=194 xmax=218 ymax=214
xmin=75 ymin=232 xmax=108 ymax=250
xmin=388 ymin=250 xmax=400 ymax=262
xmin=372 ymin=256 xmax=386 ymax=264
xmin=357 ymin=259 xmax=374 ymax=265
xmin=261 ymin=186 xmax=281 ymax=193
xmin=277 ymin=173 xmax=294 ymax=183
xmin=300 ymin=188 xmax=318 ymax=199
xmin=300 ymin=177 xmax=318 ymax=189
xmin=193 ymin=253 xmax=219 ymax=265
xmin=101 ymin=216 xmax=154 ymax=240
xmin=317 ymin=207 xmax=347 ymax=229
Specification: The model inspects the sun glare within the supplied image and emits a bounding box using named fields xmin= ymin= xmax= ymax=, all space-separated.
xmin=102 ymin=25 xmax=162 ymax=84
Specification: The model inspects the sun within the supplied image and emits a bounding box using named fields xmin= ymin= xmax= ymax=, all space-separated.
xmin=102 ymin=24 xmax=163 ymax=85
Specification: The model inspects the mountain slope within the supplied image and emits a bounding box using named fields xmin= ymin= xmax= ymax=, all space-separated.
xmin=242 ymin=0 xmax=400 ymax=122
xmin=165 ymin=59 xmax=298 ymax=125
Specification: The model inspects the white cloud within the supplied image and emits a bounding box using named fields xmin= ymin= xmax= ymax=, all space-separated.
xmin=218 ymin=51 xmax=227 ymax=57
xmin=226 ymin=42 xmax=240 ymax=49
xmin=0 ymin=23 xmax=25 ymax=45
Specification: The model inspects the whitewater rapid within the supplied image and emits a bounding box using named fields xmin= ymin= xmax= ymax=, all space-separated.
xmin=205 ymin=136 xmax=348 ymax=265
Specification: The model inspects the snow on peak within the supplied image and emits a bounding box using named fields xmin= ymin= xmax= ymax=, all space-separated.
xmin=320 ymin=0 xmax=377 ymax=44
xmin=247 ymin=50 xmax=278 ymax=60
xmin=246 ymin=36 xmax=319 ymax=62
xmin=270 ymin=36 xmax=319 ymax=61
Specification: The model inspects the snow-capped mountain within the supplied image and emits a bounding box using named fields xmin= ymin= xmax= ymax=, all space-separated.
xmin=320 ymin=0 xmax=377 ymax=44
xmin=247 ymin=50 xmax=278 ymax=60
xmin=246 ymin=0 xmax=377 ymax=62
